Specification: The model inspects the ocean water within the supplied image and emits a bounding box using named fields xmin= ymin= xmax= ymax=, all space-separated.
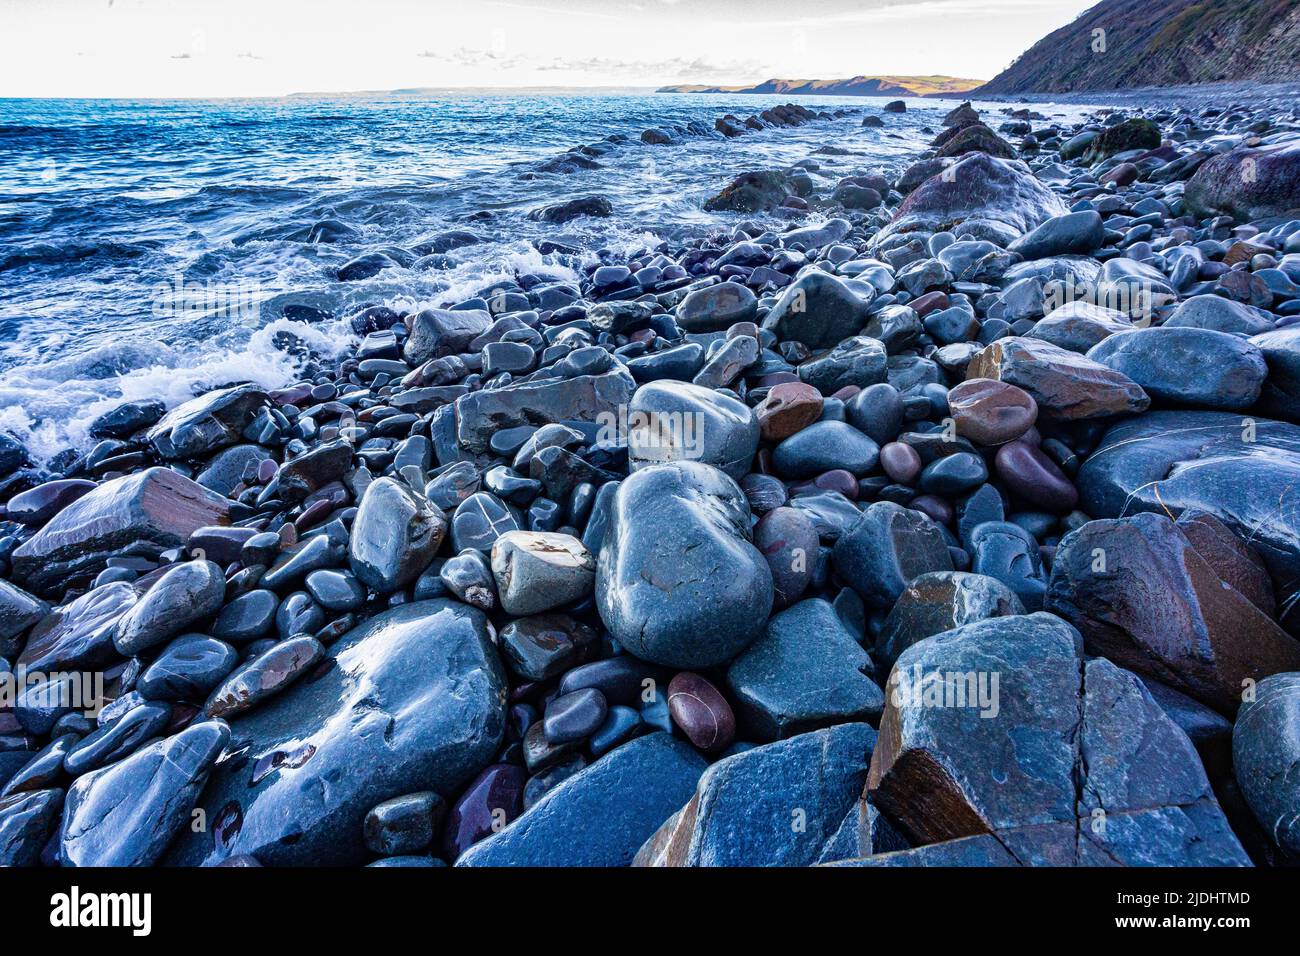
xmin=0 ymin=90 xmax=1081 ymax=462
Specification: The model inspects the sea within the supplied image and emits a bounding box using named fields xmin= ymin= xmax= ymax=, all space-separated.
xmin=0 ymin=90 xmax=1087 ymax=463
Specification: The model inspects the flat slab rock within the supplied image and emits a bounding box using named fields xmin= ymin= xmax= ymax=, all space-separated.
xmin=456 ymin=732 xmax=706 ymax=867
xmin=1077 ymin=411 xmax=1300 ymax=635
xmin=635 ymin=724 xmax=876 ymax=867
xmin=864 ymin=612 xmax=1250 ymax=866
xmin=11 ymin=468 xmax=234 ymax=597
xmin=167 ymin=600 xmax=506 ymax=866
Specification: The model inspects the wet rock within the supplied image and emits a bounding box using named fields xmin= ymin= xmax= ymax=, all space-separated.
xmin=349 ymin=477 xmax=447 ymax=592
xmin=676 ymin=283 xmax=758 ymax=332
xmin=877 ymin=571 xmax=1024 ymax=668
xmin=442 ymin=764 xmax=527 ymax=861
xmin=666 ymin=672 xmax=735 ymax=753
xmin=1186 ymin=140 xmax=1300 ymax=222
xmin=1076 ymin=411 xmax=1300 ymax=635
xmin=0 ymin=581 xmax=47 ymax=658
xmin=754 ymin=506 xmax=819 ymax=608
xmin=491 ymin=531 xmax=595 ymax=616
xmin=966 ymin=336 xmax=1149 ymax=421
xmin=169 ymin=600 xmax=507 ymax=865
xmin=543 ymin=688 xmax=607 ymax=744
xmin=451 ymin=492 xmax=522 ymax=553
xmin=113 ymin=559 xmax=226 ymax=655
xmin=1025 ymin=301 xmax=1133 ymax=353
xmin=61 ymin=721 xmax=229 ymax=867
xmin=994 ymin=439 xmax=1078 ymax=512
xmin=867 ymin=613 xmax=1249 ymax=865
xmin=627 ymin=380 xmax=758 ymax=480
xmin=404 ymin=308 xmax=492 ymax=365
xmin=1164 ymin=294 xmax=1275 ymax=336
xmin=873 ymin=153 xmax=1069 ymax=249
xmin=454 ymin=367 xmax=635 ymax=454
xmin=796 ymin=337 xmax=887 ymax=393
xmin=16 ymin=581 xmax=135 ymax=674
xmin=89 ymin=399 xmax=166 ymax=439
xmin=969 ymin=519 xmax=1048 ymax=610
xmin=529 ymin=196 xmax=613 ymax=222
xmin=703 ymin=170 xmax=791 ymax=213
xmin=1086 ymin=327 xmax=1266 ymax=410
xmin=138 ymin=633 xmax=239 ymax=701
xmin=205 ymin=635 xmax=326 ymax=719
xmin=755 ymin=382 xmax=823 ymax=443
xmin=761 ymin=271 xmax=872 ymax=350
xmin=947 ymin=378 xmax=1037 ymax=445
xmin=0 ymin=788 xmax=64 ymax=866
xmin=1233 ymin=672 xmax=1300 ymax=860
xmin=1046 ymin=512 xmax=1300 ymax=715
xmin=364 ymin=791 xmax=443 ymax=857
xmin=1081 ymin=117 xmax=1160 ymax=162
xmin=456 ymin=733 xmax=705 ymax=867
xmin=1007 ymin=210 xmax=1104 ymax=259
xmin=773 ymin=421 xmax=880 ymax=479
xmin=63 ymin=701 xmax=173 ymax=776
xmin=5 ymin=479 xmax=97 ymax=526
xmin=146 ymin=384 xmax=268 ymax=459
xmin=833 ymin=501 xmax=953 ymax=609
xmin=726 ymin=598 xmax=884 ymax=741
xmin=12 ymin=468 xmax=233 ymax=597
xmin=597 ymin=461 xmax=772 ymax=668
xmin=498 ymin=614 xmax=597 ymax=681
xmin=636 ymin=723 xmax=875 ymax=866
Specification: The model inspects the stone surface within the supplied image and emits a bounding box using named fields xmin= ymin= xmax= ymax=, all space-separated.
xmin=760 ymin=271 xmax=872 ymax=349
xmin=11 ymin=468 xmax=233 ymax=597
xmin=635 ymin=724 xmax=876 ymax=866
xmin=1086 ymin=327 xmax=1267 ymax=410
xmin=349 ymin=477 xmax=447 ymax=593
xmin=832 ymin=501 xmax=953 ymax=609
xmin=726 ymin=598 xmax=884 ymax=741
xmin=597 ymin=461 xmax=772 ymax=668
xmin=456 ymin=733 xmax=706 ymax=867
xmin=967 ymin=336 xmax=1150 ymax=421
xmin=626 ymin=380 xmax=758 ymax=480
xmin=168 ymin=601 xmax=507 ymax=865
xmin=877 ymin=571 xmax=1024 ymax=668
xmin=113 ymin=559 xmax=226 ymax=655
xmin=1047 ymin=512 xmax=1300 ymax=715
xmin=146 ymin=384 xmax=267 ymax=459
xmin=491 ymin=531 xmax=595 ymax=616
xmin=866 ymin=613 xmax=1250 ymax=865
xmin=1233 ymin=672 xmax=1300 ymax=860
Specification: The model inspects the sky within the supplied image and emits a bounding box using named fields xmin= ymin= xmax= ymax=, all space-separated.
xmin=0 ymin=0 xmax=1100 ymax=99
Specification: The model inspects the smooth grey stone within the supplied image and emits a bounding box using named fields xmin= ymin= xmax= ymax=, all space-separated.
xmin=113 ymin=559 xmax=226 ymax=655
xmin=138 ymin=633 xmax=239 ymax=701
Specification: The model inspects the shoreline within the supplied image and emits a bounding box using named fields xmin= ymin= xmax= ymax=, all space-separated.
xmin=2 ymin=88 xmax=1300 ymax=868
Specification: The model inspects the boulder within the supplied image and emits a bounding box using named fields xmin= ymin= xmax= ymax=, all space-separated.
xmin=1233 ymin=672 xmax=1300 ymax=859
xmin=626 ymin=380 xmax=758 ymax=480
xmin=349 ymin=477 xmax=447 ymax=593
xmin=1185 ymin=140 xmax=1300 ymax=222
xmin=146 ymin=384 xmax=268 ymax=459
xmin=1086 ymin=327 xmax=1266 ymax=410
xmin=596 ymin=462 xmax=773 ymax=668
xmin=635 ymin=724 xmax=876 ymax=866
xmin=1047 ymin=512 xmax=1300 ymax=715
xmin=1076 ymin=411 xmax=1300 ymax=635
xmin=11 ymin=468 xmax=234 ymax=597
xmin=966 ymin=336 xmax=1149 ymax=421
xmin=168 ymin=601 xmax=507 ymax=865
xmin=725 ymin=598 xmax=884 ymax=741
xmin=457 ymin=733 xmax=706 ymax=866
xmin=760 ymin=271 xmax=872 ymax=350
xmin=877 ymin=571 xmax=1024 ymax=668
xmin=676 ymin=283 xmax=758 ymax=332
xmin=404 ymin=308 xmax=492 ymax=365
xmin=1024 ymin=301 xmax=1133 ymax=354
xmin=867 ymin=613 xmax=1250 ymax=865
xmin=61 ymin=721 xmax=229 ymax=867
xmin=703 ymin=170 xmax=791 ymax=213
xmin=832 ymin=501 xmax=953 ymax=609
xmin=872 ymin=153 xmax=1069 ymax=250
xmin=490 ymin=531 xmax=596 ymax=616
xmin=454 ymin=367 xmax=636 ymax=453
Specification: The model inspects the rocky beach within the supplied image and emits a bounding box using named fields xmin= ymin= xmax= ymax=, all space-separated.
xmin=2 ymin=86 xmax=1300 ymax=870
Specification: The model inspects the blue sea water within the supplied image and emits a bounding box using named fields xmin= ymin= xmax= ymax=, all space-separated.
xmin=0 ymin=90 xmax=1085 ymax=461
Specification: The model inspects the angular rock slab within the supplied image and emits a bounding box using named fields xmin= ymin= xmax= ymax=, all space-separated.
xmin=0 ymin=788 xmax=64 ymax=866
xmin=1233 ymin=672 xmax=1300 ymax=860
xmin=866 ymin=612 xmax=1249 ymax=865
xmin=1046 ymin=512 xmax=1300 ymax=715
xmin=146 ymin=383 xmax=268 ymax=459
xmin=457 ymin=733 xmax=706 ymax=867
xmin=11 ymin=468 xmax=233 ymax=597
xmin=453 ymin=367 xmax=635 ymax=453
xmin=61 ymin=721 xmax=228 ymax=867
xmin=597 ymin=461 xmax=773 ymax=668
xmin=878 ymin=571 xmax=1024 ymax=668
xmin=726 ymin=598 xmax=884 ymax=741
xmin=635 ymin=724 xmax=876 ymax=867
xmin=1077 ymin=411 xmax=1300 ymax=635
xmin=167 ymin=600 xmax=507 ymax=866
xmin=966 ymin=336 xmax=1149 ymax=421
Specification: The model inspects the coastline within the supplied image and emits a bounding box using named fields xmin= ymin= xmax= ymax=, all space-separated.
xmin=2 ymin=85 xmax=1300 ymax=868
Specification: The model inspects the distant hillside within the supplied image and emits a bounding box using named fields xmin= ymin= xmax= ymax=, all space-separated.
xmin=977 ymin=0 xmax=1300 ymax=94
xmin=658 ymin=75 xmax=984 ymax=97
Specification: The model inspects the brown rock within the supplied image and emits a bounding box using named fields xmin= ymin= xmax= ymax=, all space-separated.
xmin=755 ymin=382 xmax=823 ymax=442
xmin=667 ymin=672 xmax=736 ymax=753
xmin=11 ymin=468 xmax=234 ymax=597
xmin=966 ymin=336 xmax=1149 ymax=421
xmin=947 ymin=378 xmax=1037 ymax=445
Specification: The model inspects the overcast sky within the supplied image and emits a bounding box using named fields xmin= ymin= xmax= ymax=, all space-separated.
xmin=0 ymin=0 xmax=1099 ymax=98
